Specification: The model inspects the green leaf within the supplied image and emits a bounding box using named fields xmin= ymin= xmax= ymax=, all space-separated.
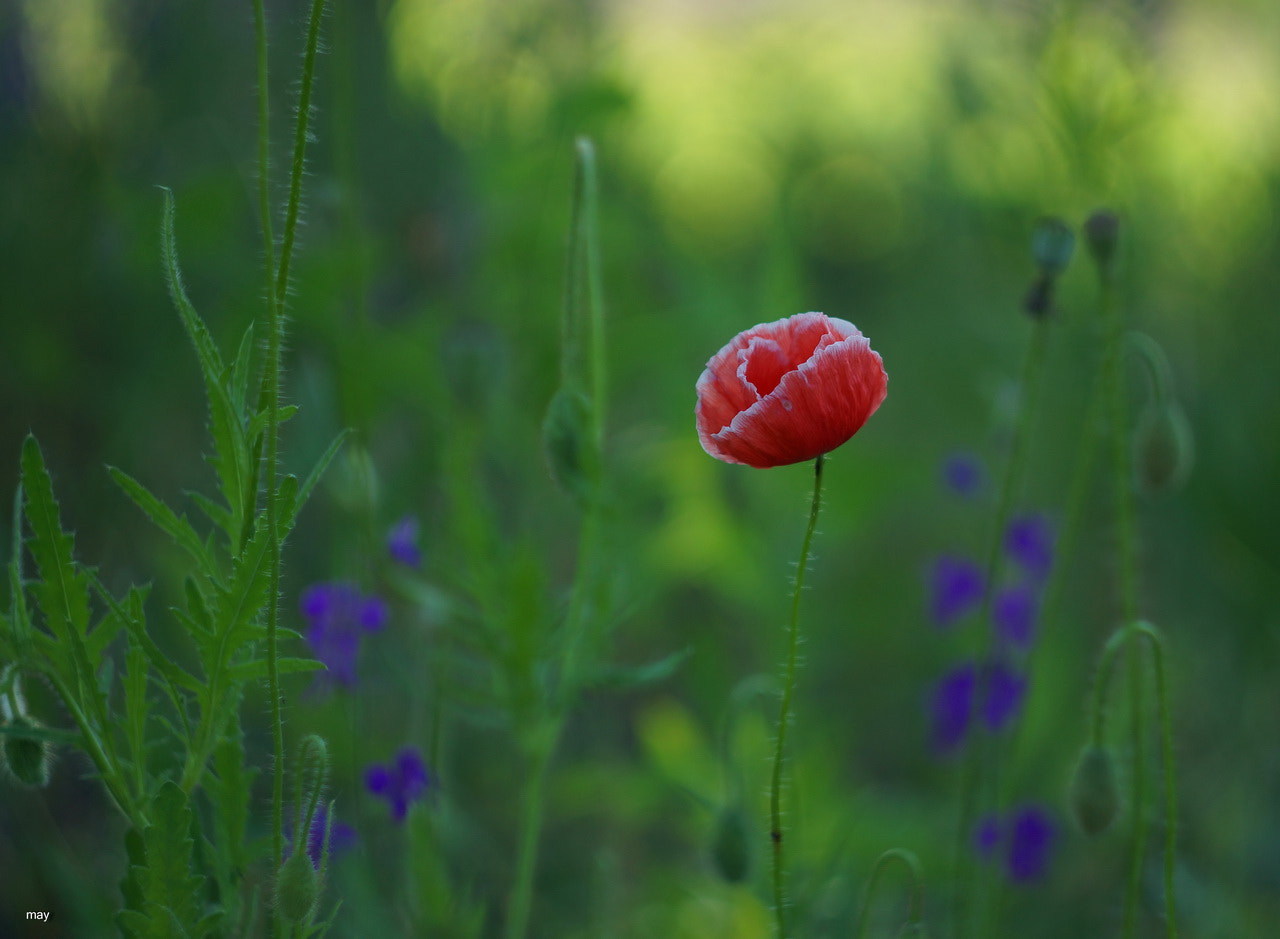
xmin=121 ymin=780 xmax=209 ymax=938
xmin=229 ymin=323 xmax=256 ymax=415
xmin=585 ymin=647 xmax=693 ymax=692
xmin=20 ymin=436 xmax=91 ymax=640
xmin=7 ymin=481 xmax=33 ymax=655
xmin=286 ymin=430 xmax=350 ymax=528
xmin=159 ymin=188 xmax=251 ymax=549
xmin=110 ymin=467 xmax=214 ymax=575
xmin=226 ymin=655 xmax=323 ymax=684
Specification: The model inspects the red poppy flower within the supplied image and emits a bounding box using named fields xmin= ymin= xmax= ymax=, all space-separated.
xmin=696 ymin=312 xmax=887 ymax=468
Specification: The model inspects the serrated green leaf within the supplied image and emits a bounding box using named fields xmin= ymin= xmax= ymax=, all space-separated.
xmin=20 ymin=436 xmax=91 ymax=640
xmin=110 ymin=467 xmax=213 ymax=575
xmin=230 ymin=323 xmax=256 ymax=414
xmin=7 ymin=482 xmax=33 ymax=655
xmin=188 ymin=492 xmax=233 ymax=542
xmin=127 ymin=780 xmax=207 ymax=938
xmin=246 ymin=404 xmax=299 ymax=443
xmin=227 ymin=655 xmax=323 ymax=684
xmin=287 ymin=430 xmax=350 ymax=529
xmin=160 ymin=188 xmax=251 ymax=550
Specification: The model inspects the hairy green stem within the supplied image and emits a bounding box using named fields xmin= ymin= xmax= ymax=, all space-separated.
xmin=1133 ymin=622 xmax=1178 ymax=937
xmin=265 ymin=3 xmax=327 ymax=931
xmin=504 ymin=731 xmax=556 ymax=939
xmin=770 ymin=453 xmax=826 ymax=939
xmin=853 ymin=848 xmax=925 ymax=939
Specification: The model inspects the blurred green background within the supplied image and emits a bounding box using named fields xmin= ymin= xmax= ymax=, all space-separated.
xmin=3 ymin=0 xmax=1280 ymax=935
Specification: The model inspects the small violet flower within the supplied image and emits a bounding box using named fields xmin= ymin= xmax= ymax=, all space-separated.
xmin=981 ymin=659 xmax=1027 ymax=733
xmin=1004 ymin=514 xmax=1055 ymax=583
xmin=387 ymin=515 xmax=422 ymax=568
xmin=287 ymin=804 xmax=357 ymax=870
xmin=973 ymin=805 xmax=1057 ymax=884
xmin=365 ymin=747 xmax=432 ymax=823
xmin=941 ymin=453 xmax=985 ymax=498
xmin=300 ymin=582 xmax=388 ymax=688
xmin=993 ymin=584 xmax=1039 ymax=649
xmin=930 ymin=663 xmax=976 ymax=755
xmin=930 ymin=556 xmax=984 ymax=627
xmin=930 ymin=658 xmax=1028 ymax=755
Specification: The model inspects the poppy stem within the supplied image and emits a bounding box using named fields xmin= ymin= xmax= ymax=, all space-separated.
xmin=853 ymin=848 xmax=926 ymax=939
xmin=770 ymin=452 xmax=826 ymax=939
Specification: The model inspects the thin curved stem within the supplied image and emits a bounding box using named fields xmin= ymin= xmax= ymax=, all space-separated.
xmin=1134 ymin=622 xmax=1179 ymax=938
xmin=771 ymin=453 xmax=826 ymax=939
xmin=853 ymin=848 xmax=926 ymax=939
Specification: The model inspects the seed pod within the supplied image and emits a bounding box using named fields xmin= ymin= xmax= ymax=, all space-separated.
xmin=3 ymin=716 xmax=52 ymax=789
xmin=1031 ymin=217 xmax=1076 ymax=278
xmin=542 ymin=387 xmax=597 ymax=501
xmin=710 ymin=805 xmax=751 ymax=883
xmin=1133 ymin=401 xmax=1193 ymax=495
xmin=1068 ymin=744 xmax=1121 ymax=836
xmin=275 ymin=849 xmax=320 ymax=924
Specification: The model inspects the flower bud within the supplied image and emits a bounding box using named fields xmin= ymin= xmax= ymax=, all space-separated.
xmin=1133 ymin=401 xmax=1193 ymax=496
xmin=1083 ymin=210 xmax=1120 ymax=271
xmin=1031 ymin=217 xmax=1076 ymax=278
xmin=3 ymin=717 xmax=52 ymax=788
xmin=710 ymin=805 xmax=751 ymax=883
xmin=1068 ymin=744 xmax=1120 ymax=836
xmin=542 ymin=387 xmax=598 ymax=501
xmin=275 ymin=848 xmax=320 ymax=924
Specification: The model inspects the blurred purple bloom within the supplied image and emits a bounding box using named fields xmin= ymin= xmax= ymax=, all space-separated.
xmin=286 ymin=804 xmax=357 ymax=870
xmin=930 ymin=663 xmax=976 ymax=755
xmin=973 ymin=814 xmax=1001 ymax=859
xmin=387 ymin=515 xmax=422 ymax=568
xmin=930 ymin=556 xmax=984 ymax=626
xmin=981 ymin=659 xmax=1027 ymax=732
xmin=993 ymin=584 xmax=1039 ymax=649
xmin=300 ymin=582 xmax=389 ymax=688
xmin=970 ymin=805 xmax=1058 ymax=884
xmin=1007 ymin=806 xmax=1057 ymax=882
xmin=942 ymin=453 xmax=985 ymax=498
xmin=1004 ymin=514 xmax=1054 ymax=582
xmin=366 ymin=747 xmax=432 ymax=823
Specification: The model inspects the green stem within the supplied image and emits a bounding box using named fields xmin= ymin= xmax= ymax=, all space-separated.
xmin=953 ymin=317 xmax=1050 ymax=939
xmin=265 ymin=2 xmax=327 ymax=930
xmin=504 ymin=732 xmax=556 ymax=939
xmin=1134 ymin=622 xmax=1179 ymax=938
xmin=771 ymin=453 xmax=826 ymax=939
xmin=1099 ymin=259 xmax=1147 ymax=939
xmin=853 ymin=848 xmax=925 ymax=939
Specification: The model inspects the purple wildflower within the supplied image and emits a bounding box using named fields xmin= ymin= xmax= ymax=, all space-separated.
xmin=930 ymin=556 xmax=984 ymax=626
xmin=300 ymin=582 xmax=389 ymax=688
xmin=1004 ymin=514 xmax=1054 ymax=583
xmin=285 ymin=804 xmax=357 ymax=870
xmin=930 ymin=663 xmax=976 ymax=755
xmin=365 ymin=747 xmax=432 ymax=823
xmin=993 ymin=584 xmax=1039 ymax=649
xmin=387 ymin=515 xmax=422 ymax=568
xmin=973 ymin=813 xmax=1002 ymax=860
xmin=942 ymin=453 xmax=985 ymax=498
xmin=1007 ymin=806 xmax=1057 ymax=882
xmin=981 ymin=659 xmax=1027 ymax=732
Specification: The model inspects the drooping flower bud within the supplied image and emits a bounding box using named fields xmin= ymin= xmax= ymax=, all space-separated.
xmin=2 ymin=716 xmax=52 ymax=788
xmin=1133 ymin=400 xmax=1194 ymax=496
xmin=710 ymin=804 xmax=751 ymax=883
xmin=275 ymin=847 xmax=320 ymax=924
xmin=1068 ymin=744 xmax=1121 ymax=836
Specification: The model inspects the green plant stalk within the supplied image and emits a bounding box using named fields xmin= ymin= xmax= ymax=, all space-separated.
xmin=770 ymin=452 xmax=826 ymax=939
xmin=265 ymin=0 xmax=327 ymax=923
xmin=1099 ymin=264 xmax=1147 ymax=939
xmin=1134 ymin=622 xmax=1179 ymax=937
xmin=506 ymin=139 xmax=607 ymax=939
xmin=1089 ymin=623 xmax=1178 ymax=938
xmin=853 ymin=848 xmax=925 ymax=939
xmin=953 ymin=317 xmax=1050 ymax=939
